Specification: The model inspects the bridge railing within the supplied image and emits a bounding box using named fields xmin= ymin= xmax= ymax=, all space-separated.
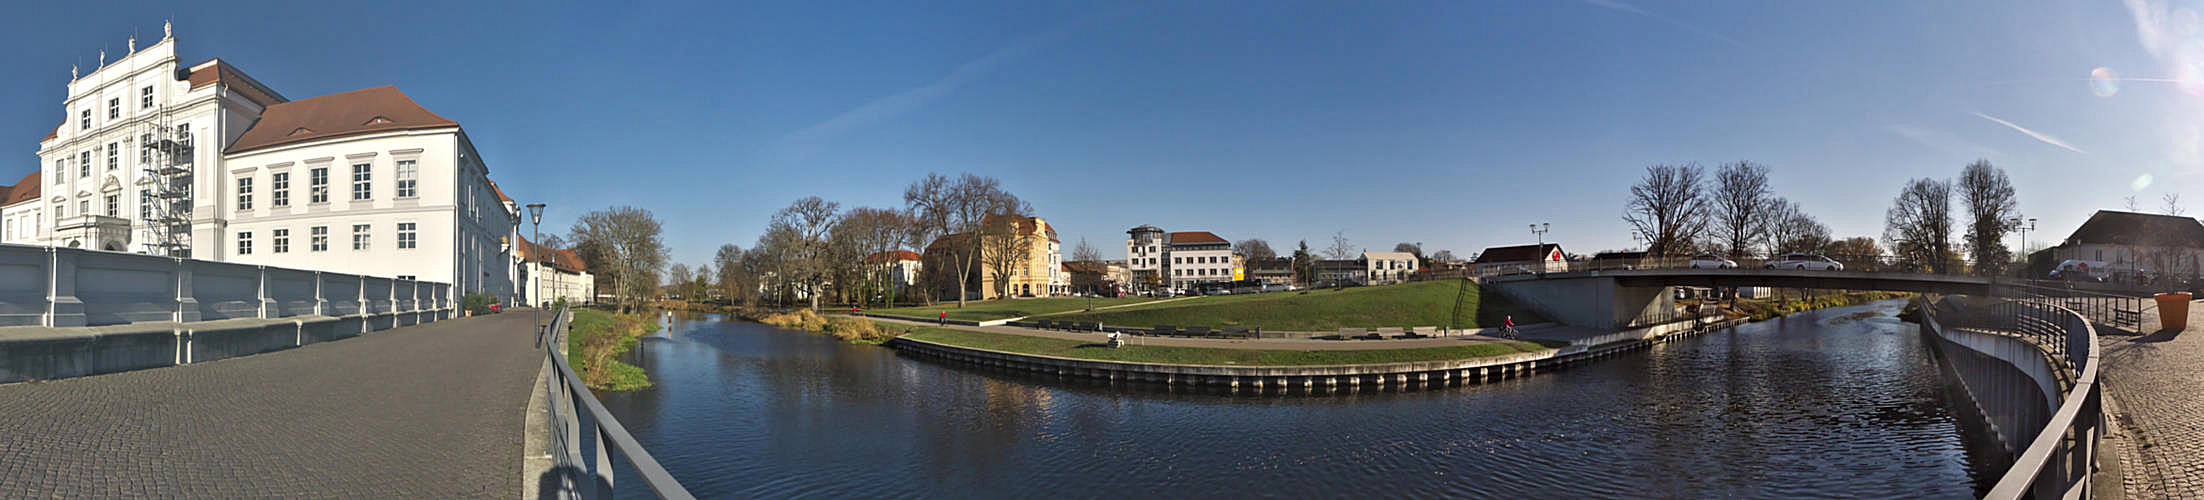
xmin=1925 ymin=295 xmax=2101 ymax=500
xmin=540 ymin=307 xmax=694 ymax=499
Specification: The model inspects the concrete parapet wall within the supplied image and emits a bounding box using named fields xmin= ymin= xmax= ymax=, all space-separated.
xmin=0 ymin=311 xmax=429 ymax=383
xmin=1920 ymin=309 xmax=2061 ymax=456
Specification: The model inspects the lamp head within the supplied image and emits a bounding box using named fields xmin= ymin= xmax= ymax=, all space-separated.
xmin=526 ymin=203 xmax=546 ymax=224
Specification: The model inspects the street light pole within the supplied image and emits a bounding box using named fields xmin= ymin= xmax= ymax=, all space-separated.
xmin=1530 ymin=222 xmax=1550 ymax=275
xmin=526 ymin=203 xmax=546 ymax=336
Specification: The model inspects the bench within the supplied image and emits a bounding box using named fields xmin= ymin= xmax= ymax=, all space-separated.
xmin=2116 ymin=308 xmax=2142 ymax=327
xmin=1376 ymin=327 xmax=1405 ymax=339
xmin=1219 ymin=326 xmax=1251 ymax=338
xmin=1083 ymin=322 xmax=1103 ymax=332
xmin=1150 ymin=325 xmax=1179 ymax=336
xmin=1034 ymin=320 xmax=1055 ymax=330
xmin=1185 ymin=326 xmax=1212 ymax=337
xmin=1412 ymin=326 xmax=1440 ymax=337
xmin=1336 ymin=327 xmax=1365 ymax=340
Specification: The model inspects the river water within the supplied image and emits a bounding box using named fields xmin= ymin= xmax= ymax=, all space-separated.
xmin=596 ymin=299 xmax=1999 ymax=499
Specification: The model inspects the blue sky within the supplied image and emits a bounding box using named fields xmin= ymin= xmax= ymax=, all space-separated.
xmin=1 ymin=1 xmax=2194 ymax=265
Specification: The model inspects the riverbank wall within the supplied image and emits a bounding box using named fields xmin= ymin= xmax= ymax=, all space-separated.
xmin=885 ymin=315 xmax=1746 ymax=392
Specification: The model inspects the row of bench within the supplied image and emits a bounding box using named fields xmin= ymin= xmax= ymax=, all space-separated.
xmin=1328 ymin=327 xmax=1441 ymax=340
xmin=1027 ymin=320 xmax=1260 ymax=339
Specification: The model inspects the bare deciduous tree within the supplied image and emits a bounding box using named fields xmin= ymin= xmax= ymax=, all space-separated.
xmin=978 ymin=211 xmax=1039 ymax=299
xmin=1623 ymin=163 xmax=1710 ymax=257
xmin=1886 ymin=178 xmax=1954 ymax=273
xmin=1764 ymin=198 xmax=1831 ymax=255
xmin=1068 ymin=237 xmax=1105 ymax=294
xmin=1711 ymin=161 xmax=1774 ymax=258
xmin=1234 ymin=239 xmax=1277 ymax=263
xmin=905 ymin=173 xmax=1024 ymax=306
xmin=835 ymin=207 xmax=914 ymax=307
xmin=667 ymin=264 xmax=692 ymax=294
xmin=1324 ymin=231 xmax=1357 ymax=260
xmin=713 ymin=243 xmax=750 ymax=303
xmin=772 ymin=196 xmax=841 ymax=310
xmin=2165 ymin=193 xmax=2186 ymax=216
xmin=1958 ymin=160 xmax=2020 ymax=276
xmin=570 ymin=206 xmax=668 ymax=313
xmin=1392 ymin=242 xmax=1423 ymax=259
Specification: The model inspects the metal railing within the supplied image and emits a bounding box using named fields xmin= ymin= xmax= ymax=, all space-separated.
xmin=1924 ymin=295 xmax=2102 ymax=500
xmin=541 ymin=307 xmax=695 ymax=499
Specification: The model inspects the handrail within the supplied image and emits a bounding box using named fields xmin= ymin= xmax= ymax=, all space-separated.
xmin=542 ymin=307 xmax=695 ymax=499
xmin=1930 ymin=296 xmax=2101 ymax=500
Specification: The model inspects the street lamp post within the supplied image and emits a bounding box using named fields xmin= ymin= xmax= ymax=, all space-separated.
xmin=1530 ymin=222 xmax=1550 ymax=275
xmin=526 ymin=203 xmax=546 ymax=336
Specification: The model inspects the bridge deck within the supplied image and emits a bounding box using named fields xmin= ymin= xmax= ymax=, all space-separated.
xmin=1496 ymin=268 xmax=2004 ymax=294
xmin=0 ymin=311 xmax=543 ymax=498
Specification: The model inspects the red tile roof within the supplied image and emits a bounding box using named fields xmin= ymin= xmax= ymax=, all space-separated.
xmin=981 ymin=214 xmax=1061 ymax=242
xmin=1474 ymin=244 xmax=1564 ymax=264
xmin=488 ymin=180 xmax=514 ymax=204
xmin=865 ymin=250 xmax=922 ymax=263
xmin=225 ymin=86 xmax=457 ymax=155
xmin=0 ymin=171 xmax=39 ymax=206
xmin=186 ymin=60 xmax=287 ymax=109
xmin=517 ymin=235 xmax=589 ymax=273
xmin=1168 ymin=231 xmax=1226 ymax=245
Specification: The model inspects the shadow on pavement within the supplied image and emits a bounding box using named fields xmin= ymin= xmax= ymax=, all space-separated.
xmin=2133 ymin=328 xmax=2186 ymax=343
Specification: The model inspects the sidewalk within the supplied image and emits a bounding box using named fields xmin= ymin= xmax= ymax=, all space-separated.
xmin=2099 ymin=302 xmax=2204 ymax=499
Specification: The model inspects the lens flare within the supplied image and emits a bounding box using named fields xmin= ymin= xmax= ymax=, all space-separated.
xmin=2181 ymin=8 xmax=2201 ymax=37
xmin=2135 ymin=173 xmax=2156 ymax=191
xmin=2091 ymin=67 xmax=2120 ymax=97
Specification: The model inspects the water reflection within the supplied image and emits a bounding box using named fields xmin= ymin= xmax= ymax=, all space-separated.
xmin=598 ymin=301 xmax=1995 ymax=499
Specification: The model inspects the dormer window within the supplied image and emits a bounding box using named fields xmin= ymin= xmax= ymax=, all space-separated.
xmin=289 ymin=127 xmax=314 ymax=137
xmin=364 ymin=116 xmax=393 ymax=126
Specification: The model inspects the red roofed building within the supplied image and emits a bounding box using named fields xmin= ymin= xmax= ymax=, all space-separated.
xmin=1125 ymin=225 xmax=1239 ymax=293
xmin=863 ymin=250 xmax=925 ymax=293
xmin=518 ymin=235 xmax=596 ymax=307
xmin=3 ymin=170 xmax=45 ymax=244
xmin=26 ymin=25 xmax=522 ymax=304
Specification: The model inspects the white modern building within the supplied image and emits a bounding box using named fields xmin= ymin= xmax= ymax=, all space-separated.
xmin=1124 ymin=225 xmax=1236 ymax=291
xmin=16 ymin=25 xmax=520 ymax=302
xmin=1362 ymin=251 xmax=1420 ymax=285
xmin=865 ymin=250 xmax=923 ymax=291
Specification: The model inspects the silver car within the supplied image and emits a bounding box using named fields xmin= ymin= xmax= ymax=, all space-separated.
xmin=1688 ymin=254 xmax=1736 ymax=269
xmin=1765 ymin=253 xmax=1843 ymax=271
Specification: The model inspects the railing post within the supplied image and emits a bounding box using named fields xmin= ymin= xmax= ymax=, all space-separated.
xmin=46 ymin=247 xmax=86 ymax=327
xmin=257 ymin=266 xmax=275 ymax=319
xmin=173 ymin=256 xmax=200 ymax=323
xmin=313 ymin=271 xmax=329 ymax=316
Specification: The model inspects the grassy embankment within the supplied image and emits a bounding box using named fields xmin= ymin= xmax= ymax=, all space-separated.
xmin=1696 ymin=291 xmax=1913 ymax=321
xmin=869 ymin=296 xmax=1159 ymax=322
xmin=757 ymin=309 xmax=915 ymax=344
xmin=1046 ymin=280 xmax=1543 ymax=331
xmin=902 ymin=325 xmax=1564 ymax=366
xmin=567 ymin=308 xmax=660 ymax=391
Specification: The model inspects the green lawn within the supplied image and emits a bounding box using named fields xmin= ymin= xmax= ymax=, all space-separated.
xmin=870 ymin=296 xmax=1158 ymax=321
xmin=1044 ymin=281 xmax=1545 ymax=331
xmin=902 ymin=326 xmax=1562 ymax=366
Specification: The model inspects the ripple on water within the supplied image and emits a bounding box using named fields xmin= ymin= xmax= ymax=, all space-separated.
xmin=596 ymin=302 xmax=1993 ymax=499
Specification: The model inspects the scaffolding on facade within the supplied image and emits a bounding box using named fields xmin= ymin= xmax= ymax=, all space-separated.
xmin=139 ymin=106 xmax=193 ymax=257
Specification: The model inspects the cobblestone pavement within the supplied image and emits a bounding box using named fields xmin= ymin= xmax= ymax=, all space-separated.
xmin=2099 ymin=302 xmax=2204 ymax=499
xmin=0 ymin=311 xmax=544 ymax=498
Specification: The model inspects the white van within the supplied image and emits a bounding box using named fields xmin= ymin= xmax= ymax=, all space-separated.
xmin=2049 ymin=260 xmax=2110 ymax=282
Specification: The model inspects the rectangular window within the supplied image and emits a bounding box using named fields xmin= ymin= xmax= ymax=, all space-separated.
xmin=104 ymin=194 xmax=117 ymax=216
xmin=309 ymin=167 xmax=328 ymax=203
xmin=310 ymin=226 xmax=328 ymax=252
xmin=78 ymin=199 xmax=89 ymax=217
xmin=236 ymin=177 xmax=254 ymax=211
xmin=142 ymin=86 xmax=154 ymax=109
xmin=353 ymin=224 xmax=370 ymax=250
xmin=397 ymin=275 xmax=416 ymax=281
xmin=139 ymin=134 xmax=151 ymax=164
xmin=398 ymin=222 xmax=417 ymax=249
xmin=272 ymin=172 xmax=290 ymax=207
xmin=107 ymin=98 xmax=119 ymax=119
xmin=273 ymin=229 xmax=290 ymax=253
xmin=80 ymin=109 xmax=90 ymax=130
xmin=237 ymin=231 xmax=252 ymax=255
xmin=106 ymin=143 xmax=118 ymax=171
xmin=79 ymin=152 xmax=90 ymax=178
xmin=351 ymin=163 xmax=371 ymax=200
xmin=140 ymin=191 xmax=152 ymax=221
xmin=395 ymin=160 xmax=417 ymax=197
xmin=53 ymin=160 xmax=63 ymax=184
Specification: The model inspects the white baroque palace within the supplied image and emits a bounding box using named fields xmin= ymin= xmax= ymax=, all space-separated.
xmin=4 ymin=25 xmax=532 ymax=302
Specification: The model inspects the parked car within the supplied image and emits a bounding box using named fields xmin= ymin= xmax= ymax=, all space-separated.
xmin=1764 ymin=253 xmax=1844 ymax=271
xmin=1688 ymin=254 xmax=1736 ymax=269
xmin=2049 ymin=260 xmax=2110 ymax=282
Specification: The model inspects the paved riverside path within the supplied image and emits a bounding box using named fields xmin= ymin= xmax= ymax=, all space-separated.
xmin=2101 ymin=302 xmax=2204 ymax=499
xmin=0 ymin=311 xmax=544 ymax=498
xmin=860 ymin=316 xmax=1598 ymax=350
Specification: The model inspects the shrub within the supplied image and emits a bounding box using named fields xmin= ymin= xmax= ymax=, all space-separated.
xmin=462 ymin=293 xmax=496 ymax=315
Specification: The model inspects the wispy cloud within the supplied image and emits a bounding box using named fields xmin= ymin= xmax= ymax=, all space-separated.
xmin=1972 ymin=112 xmax=2089 ymax=154
xmin=1580 ymin=0 xmax=1744 ymax=47
xmin=775 ymin=16 xmax=1107 ymax=163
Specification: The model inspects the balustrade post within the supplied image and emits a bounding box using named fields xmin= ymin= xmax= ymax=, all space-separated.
xmin=313 ymin=271 xmax=329 ymax=317
xmin=257 ymin=266 xmax=276 ymax=319
xmin=46 ymin=247 xmax=86 ymax=327
xmin=173 ymin=257 xmax=200 ymax=323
